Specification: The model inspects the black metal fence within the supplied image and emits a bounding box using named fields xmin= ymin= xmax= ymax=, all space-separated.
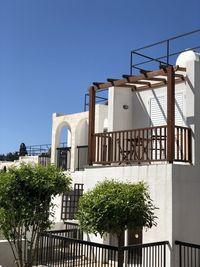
xmin=130 ymin=29 xmax=200 ymax=75
xmin=26 ymin=144 xmax=51 ymax=156
xmin=84 ymin=93 xmax=108 ymax=111
xmin=36 ymin=230 xmax=169 ymax=267
xmin=122 ymin=241 xmax=168 ymax=267
xmin=175 ymin=240 xmax=200 ymax=267
xmin=37 ymin=231 xmax=118 ymax=267
xmin=39 ymin=153 xmax=51 ymax=166
xmin=46 ymin=225 xmax=83 ymax=241
xmin=57 ymin=147 xmax=71 ymax=170
xmin=65 ymin=222 xmax=83 ymax=240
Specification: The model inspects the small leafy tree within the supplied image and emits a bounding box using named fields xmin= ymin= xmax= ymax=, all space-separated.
xmin=19 ymin=143 xmax=28 ymax=156
xmin=76 ymin=180 xmax=157 ymax=244
xmin=0 ymin=163 xmax=71 ymax=267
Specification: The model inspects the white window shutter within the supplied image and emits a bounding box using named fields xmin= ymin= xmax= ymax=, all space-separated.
xmin=150 ymin=95 xmax=167 ymax=126
xmin=150 ymin=92 xmax=184 ymax=127
xmin=175 ymin=92 xmax=184 ymax=126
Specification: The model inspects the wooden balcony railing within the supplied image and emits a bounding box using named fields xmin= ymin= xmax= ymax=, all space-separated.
xmin=175 ymin=126 xmax=191 ymax=162
xmin=93 ymin=125 xmax=191 ymax=165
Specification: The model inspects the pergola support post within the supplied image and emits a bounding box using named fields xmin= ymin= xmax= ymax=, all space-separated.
xmin=88 ymin=86 xmax=96 ymax=165
xmin=167 ymin=66 xmax=175 ymax=163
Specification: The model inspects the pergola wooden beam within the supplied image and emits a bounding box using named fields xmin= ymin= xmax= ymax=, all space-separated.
xmin=121 ymin=81 xmax=165 ymax=91
xmin=173 ymin=73 xmax=185 ymax=79
xmin=123 ymin=75 xmax=151 ymax=86
xmin=167 ymin=66 xmax=175 ymax=163
xmin=116 ymin=76 xmax=184 ymax=92
xmin=144 ymin=77 xmax=167 ymax=83
xmin=140 ymin=69 xmax=151 ymax=74
xmin=174 ymin=66 xmax=186 ymax=72
xmin=131 ymin=81 xmax=151 ymax=86
xmin=106 ymin=78 xmax=120 ymax=86
xmin=90 ymin=66 xmax=185 ymax=91
xmin=107 ymin=78 xmax=119 ymax=82
xmin=122 ymin=74 xmax=135 ymax=80
xmin=93 ymin=82 xmax=105 ymax=88
xmin=88 ymin=86 xmax=96 ymax=165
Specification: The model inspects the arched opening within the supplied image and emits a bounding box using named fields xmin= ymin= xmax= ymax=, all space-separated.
xmin=59 ymin=126 xmax=71 ymax=147
xmin=56 ymin=122 xmax=71 ymax=170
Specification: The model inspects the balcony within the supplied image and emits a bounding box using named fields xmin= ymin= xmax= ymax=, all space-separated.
xmin=93 ymin=125 xmax=191 ymax=165
xmin=87 ymin=64 xmax=192 ymax=166
xmin=56 ymin=145 xmax=88 ymax=171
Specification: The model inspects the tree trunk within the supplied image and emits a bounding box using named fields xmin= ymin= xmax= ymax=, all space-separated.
xmin=118 ymin=232 xmax=124 ymax=267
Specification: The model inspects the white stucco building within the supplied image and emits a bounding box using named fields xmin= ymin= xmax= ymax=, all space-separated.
xmin=1 ymin=50 xmax=199 ymax=267
xmin=49 ymin=50 xmax=200 ymax=267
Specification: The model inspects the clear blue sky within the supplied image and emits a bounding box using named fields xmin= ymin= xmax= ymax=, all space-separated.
xmin=0 ymin=0 xmax=199 ymax=153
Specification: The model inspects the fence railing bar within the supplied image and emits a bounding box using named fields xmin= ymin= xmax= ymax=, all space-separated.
xmin=37 ymin=231 xmax=169 ymax=267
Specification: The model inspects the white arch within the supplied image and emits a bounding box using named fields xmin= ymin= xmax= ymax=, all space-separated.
xmin=51 ymin=117 xmax=72 ymax=167
xmin=55 ymin=121 xmax=72 ymax=147
xmin=51 ymin=112 xmax=89 ymax=171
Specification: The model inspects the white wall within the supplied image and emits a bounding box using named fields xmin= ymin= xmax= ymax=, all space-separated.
xmin=107 ymin=82 xmax=186 ymax=133
xmin=171 ymin=58 xmax=200 ymax=245
xmin=0 ymin=241 xmax=15 ymax=267
xmin=0 ymin=156 xmax=39 ymax=170
xmin=108 ymin=87 xmax=134 ymax=131
xmin=95 ymin=104 xmax=108 ymax=133
xmin=191 ymin=60 xmax=200 ymax=164
xmin=172 ymin=165 xmax=200 ymax=243
xmin=133 ymin=83 xmax=186 ymax=128
xmin=81 ymin=164 xmax=173 ymax=245
xmin=172 ymin=165 xmax=200 ymax=267
xmin=171 ymin=59 xmax=200 ymax=266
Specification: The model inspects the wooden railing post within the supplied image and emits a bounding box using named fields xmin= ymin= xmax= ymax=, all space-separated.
xmin=88 ymin=86 xmax=96 ymax=165
xmin=188 ymin=128 xmax=192 ymax=163
xmin=167 ymin=66 xmax=175 ymax=163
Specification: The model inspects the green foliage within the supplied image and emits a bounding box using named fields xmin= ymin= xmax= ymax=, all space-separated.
xmin=0 ymin=163 xmax=71 ymax=267
xmin=0 ymin=152 xmax=19 ymax=161
xmin=76 ymin=180 xmax=157 ymax=238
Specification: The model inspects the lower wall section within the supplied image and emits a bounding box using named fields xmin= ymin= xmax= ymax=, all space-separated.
xmin=0 ymin=240 xmax=15 ymax=267
xmin=81 ymin=164 xmax=173 ymax=246
xmin=172 ymin=165 xmax=200 ymax=244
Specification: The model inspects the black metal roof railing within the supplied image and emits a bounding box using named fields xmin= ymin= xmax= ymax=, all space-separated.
xmin=84 ymin=92 xmax=108 ymax=111
xmin=26 ymin=142 xmax=67 ymax=156
xmin=130 ymin=29 xmax=200 ymax=75
xmin=26 ymin=144 xmax=51 ymax=156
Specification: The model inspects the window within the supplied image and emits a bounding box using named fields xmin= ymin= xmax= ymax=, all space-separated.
xmin=150 ymin=92 xmax=185 ymax=126
xmin=61 ymin=183 xmax=84 ymax=220
xmin=150 ymin=95 xmax=166 ymax=126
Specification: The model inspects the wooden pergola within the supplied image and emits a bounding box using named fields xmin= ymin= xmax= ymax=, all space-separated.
xmin=88 ymin=66 xmax=187 ymax=165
